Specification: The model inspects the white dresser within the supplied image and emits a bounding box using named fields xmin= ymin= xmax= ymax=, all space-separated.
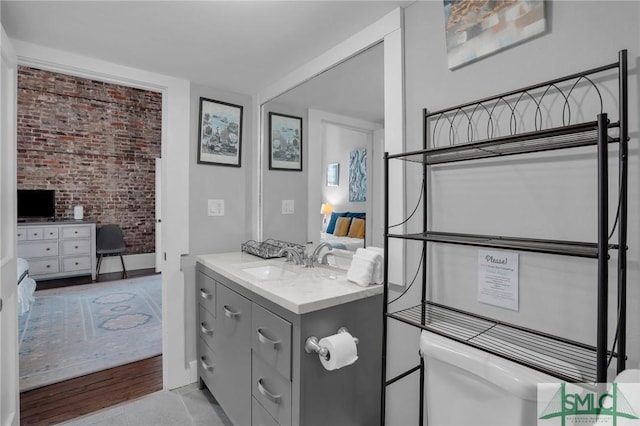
xmin=17 ymin=221 xmax=97 ymax=281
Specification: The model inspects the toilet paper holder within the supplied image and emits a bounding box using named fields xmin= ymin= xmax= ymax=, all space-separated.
xmin=304 ymin=327 xmax=359 ymax=360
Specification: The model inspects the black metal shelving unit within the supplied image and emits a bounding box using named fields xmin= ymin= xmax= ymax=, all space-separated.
xmin=380 ymin=50 xmax=629 ymax=425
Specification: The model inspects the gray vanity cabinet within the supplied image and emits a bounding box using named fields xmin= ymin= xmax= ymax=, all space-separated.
xmin=196 ymin=261 xmax=382 ymax=426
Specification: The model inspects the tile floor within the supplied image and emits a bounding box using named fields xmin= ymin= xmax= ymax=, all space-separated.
xmin=61 ymin=384 xmax=233 ymax=426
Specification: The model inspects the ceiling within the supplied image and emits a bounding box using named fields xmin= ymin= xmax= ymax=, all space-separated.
xmin=1 ymin=1 xmax=411 ymax=109
xmin=271 ymin=41 xmax=384 ymax=124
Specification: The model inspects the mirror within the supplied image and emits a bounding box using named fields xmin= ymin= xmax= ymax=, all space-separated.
xmin=261 ymin=43 xmax=384 ymax=251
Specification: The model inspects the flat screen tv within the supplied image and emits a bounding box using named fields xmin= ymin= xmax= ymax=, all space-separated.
xmin=17 ymin=189 xmax=55 ymax=221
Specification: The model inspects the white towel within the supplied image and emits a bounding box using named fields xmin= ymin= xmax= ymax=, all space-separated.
xmin=347 ymin=255 xmax=375 ymax=287
xmin=355 ymin=248 xmax=384 ymax=285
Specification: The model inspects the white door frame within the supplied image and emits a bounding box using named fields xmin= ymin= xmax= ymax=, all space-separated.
xmin=0 ymin=22 xmax=19 ymax=426
xmin=10 ymin=40 xmax=192 ymax=392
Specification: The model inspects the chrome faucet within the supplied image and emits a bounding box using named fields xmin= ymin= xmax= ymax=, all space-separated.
xmin=276 ymin=247 xmax=304 ymax=265
xmin=320 ymin=251 xmax=335 ymax=265
xmin=306 ymin=243 xmax=333 ymax=267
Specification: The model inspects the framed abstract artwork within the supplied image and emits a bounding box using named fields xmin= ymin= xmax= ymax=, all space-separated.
xmin=443 ymin=0 xmax=546 ymax=69
xmin=197 ymin=97 xmax=243 ymax=167
xmin=269 ymin=112 xmax=303 ymax=171
xmin=327 ymin=163 xmax=339 ymax=186
xmin=349 ymin=148 xmax=367 ymax=202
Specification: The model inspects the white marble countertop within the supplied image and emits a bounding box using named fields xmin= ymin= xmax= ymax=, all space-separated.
xmin=196 ymin=252 xmax=382 ymax=315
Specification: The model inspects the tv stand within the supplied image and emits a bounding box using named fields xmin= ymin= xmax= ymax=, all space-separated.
xmin=17 ymin=221 xmax=96 ymax=281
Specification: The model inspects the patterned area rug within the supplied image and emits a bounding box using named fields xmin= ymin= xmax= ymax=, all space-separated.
xmin=18 ymin=275 xmax=162 ymax=391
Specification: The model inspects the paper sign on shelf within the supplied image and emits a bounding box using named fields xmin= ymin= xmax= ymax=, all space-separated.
xmin=478 ymin=249 xmax=519 ymax=311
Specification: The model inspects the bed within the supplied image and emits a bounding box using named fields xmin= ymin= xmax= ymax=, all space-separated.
xmin=320 ymin=211 xmax=366 ymax=251
xmin=17 ymin=257 xmax=37 ymax=315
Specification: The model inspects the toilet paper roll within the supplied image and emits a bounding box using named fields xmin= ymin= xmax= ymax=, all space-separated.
xmin=74 ymin=205 xmax=83 ymax=220
xmin=318 ymin=331 xmax=358 ymax=371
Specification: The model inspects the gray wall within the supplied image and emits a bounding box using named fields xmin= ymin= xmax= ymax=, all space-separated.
xmin=186 ymin=83 xmax=254 ymax=364
xmin=262 ymin=101 xmax=309 ymax=245
xmin=386 ymin=2 xmax=640 ymax=425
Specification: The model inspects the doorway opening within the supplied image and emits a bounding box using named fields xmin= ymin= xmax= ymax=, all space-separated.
xmin=15 ymin=66 xmax=164 ymax=423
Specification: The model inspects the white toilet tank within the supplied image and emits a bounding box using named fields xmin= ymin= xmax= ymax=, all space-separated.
xmin=419 ymin=330 xmax=580 ymax=426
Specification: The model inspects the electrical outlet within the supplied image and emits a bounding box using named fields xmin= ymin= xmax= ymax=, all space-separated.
xmin=281 ymin=200 xmax=295 ymax=214
xmin=208 ymin=199 xmax=224 ymax=216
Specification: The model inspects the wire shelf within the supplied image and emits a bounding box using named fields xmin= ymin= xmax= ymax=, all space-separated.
xmin=387 ymin=231 xmax=620 ymax=258
xmin=391 ymin=122 xmax=620 ymax=165
xmin=240 ymin=239 xmax=305 ymax=259
xmin=387 ymin=301 xmax=614 ymax=383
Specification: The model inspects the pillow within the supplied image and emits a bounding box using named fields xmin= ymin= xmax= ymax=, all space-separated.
xmin=326 ymin=212 xmax=347 ymax=234
xmin=333 ymin=217 xmax=352 ymax=237
xmin=347 ymin=218 xmax=365 ymax=239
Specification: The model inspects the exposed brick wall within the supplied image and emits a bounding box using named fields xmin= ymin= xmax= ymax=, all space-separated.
xmin=17 ymin=66 xmax=162 ymax=255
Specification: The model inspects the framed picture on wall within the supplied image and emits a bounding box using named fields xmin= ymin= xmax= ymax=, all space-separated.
xmin=197 ymin=97 xmax=243 ymax=167
xmin=327 ymin=163 xmax=339 ymax=186
xmin=443 ymin=0 xmax=546 ymax=69
xmin=269 ymin=112 xmax=303 ymax=171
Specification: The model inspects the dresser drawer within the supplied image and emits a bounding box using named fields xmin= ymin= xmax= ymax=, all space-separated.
xmin=27 ymin=228 xmax=44 ymax=240
xmin=61 ymin=239 xmax=91 ymax=256
xmin=29 ymin=258 xmax=60 ymax=275
xmin=252 ymin=397 xmax=280 ymax=426
xmin=62 ymin=256 xmax=91 ymax=272
xmin=252 ymin=303 xmax=292 ymax=381
xmin=198 ymin=304 xmax=216 ymax=350
xmin=61 ymin=226 xmax=91 ymax=239
xmin=18 ymin=241 xmax=59 ymax=258
xmin=43 ymin=227 xmax=59 ymax=239
xmin=196 ymin=270 xmax=216 ymax=316
xmin=252 ymin=352 xmax=292 ymax=426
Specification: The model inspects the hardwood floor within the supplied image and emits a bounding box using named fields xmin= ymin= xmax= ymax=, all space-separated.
xmin=20 ymin=356 xmax=163 ymax=426
xmin=20 ymin=269 xmax=163 ymax=425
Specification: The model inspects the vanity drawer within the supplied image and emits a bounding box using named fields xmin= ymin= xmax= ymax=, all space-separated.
xmin=216 ymin=283 xmax=251 ymax=349
xmin=197 ymin=337 xmax=220 ymax=390
xmin=198 ymin=304 xmax=216 ymax=350
xmin=252 ymin=303 xmax=292 ymax=381
xmin=61 ymin=239 xmax=91 ymax=256
xmin=61 ymin=225 xmax=91 ymax=239
xmin=62 ymin=256 xmax=91 ymax=272
xmin=252 ymin=397 xmax=280 ymax=426
xmin=29 ymin=258 xmax=60 ymax=275
xmin=252 ymin=352 xmax=291 ymax=426
xmin=196 ymin=270 xmax=216 ymax=316
xmin=18 ymin=241 xmax=59 ymax=258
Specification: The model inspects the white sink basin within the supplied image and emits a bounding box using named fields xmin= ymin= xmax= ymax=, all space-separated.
xmin=242 ymin=264 xmax=298 ymax=280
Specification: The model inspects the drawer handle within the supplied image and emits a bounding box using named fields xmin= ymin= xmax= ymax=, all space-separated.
xmin=199 ymin=356 xmax=214 ymax=372
xmin=75 ymin=262 xmax=79 ymax=266
xmin=33 ymin=233 xmax=38 ymax=236
xmin=199 ymin=289 xmax=212 ymax=300
xmin=46 ymin=247 xmax=50 ymax=251
xmin=223 ymin=305 xmax=240 ymax=319
xmin=257 ymin=328 xmax=281 ymax=349
xmin=257 ymin=378 xmax=281 ymax=404
xmin=74 ymin=245 xmax=79 ymax=249
xmin=200 ymin=322 xmax=214 ymax=335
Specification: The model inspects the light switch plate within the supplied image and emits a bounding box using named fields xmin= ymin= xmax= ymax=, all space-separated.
xmin=208 ymin=199 xmax=224 ymax=216
xmin=281 ymin=200 xmax=295 ymax=214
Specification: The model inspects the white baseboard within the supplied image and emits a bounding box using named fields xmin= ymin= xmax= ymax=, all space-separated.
xmin=189 ymin=360 xmax=198 ymax=383
xmin=97 ymin=253 xmax=156 ymax=274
